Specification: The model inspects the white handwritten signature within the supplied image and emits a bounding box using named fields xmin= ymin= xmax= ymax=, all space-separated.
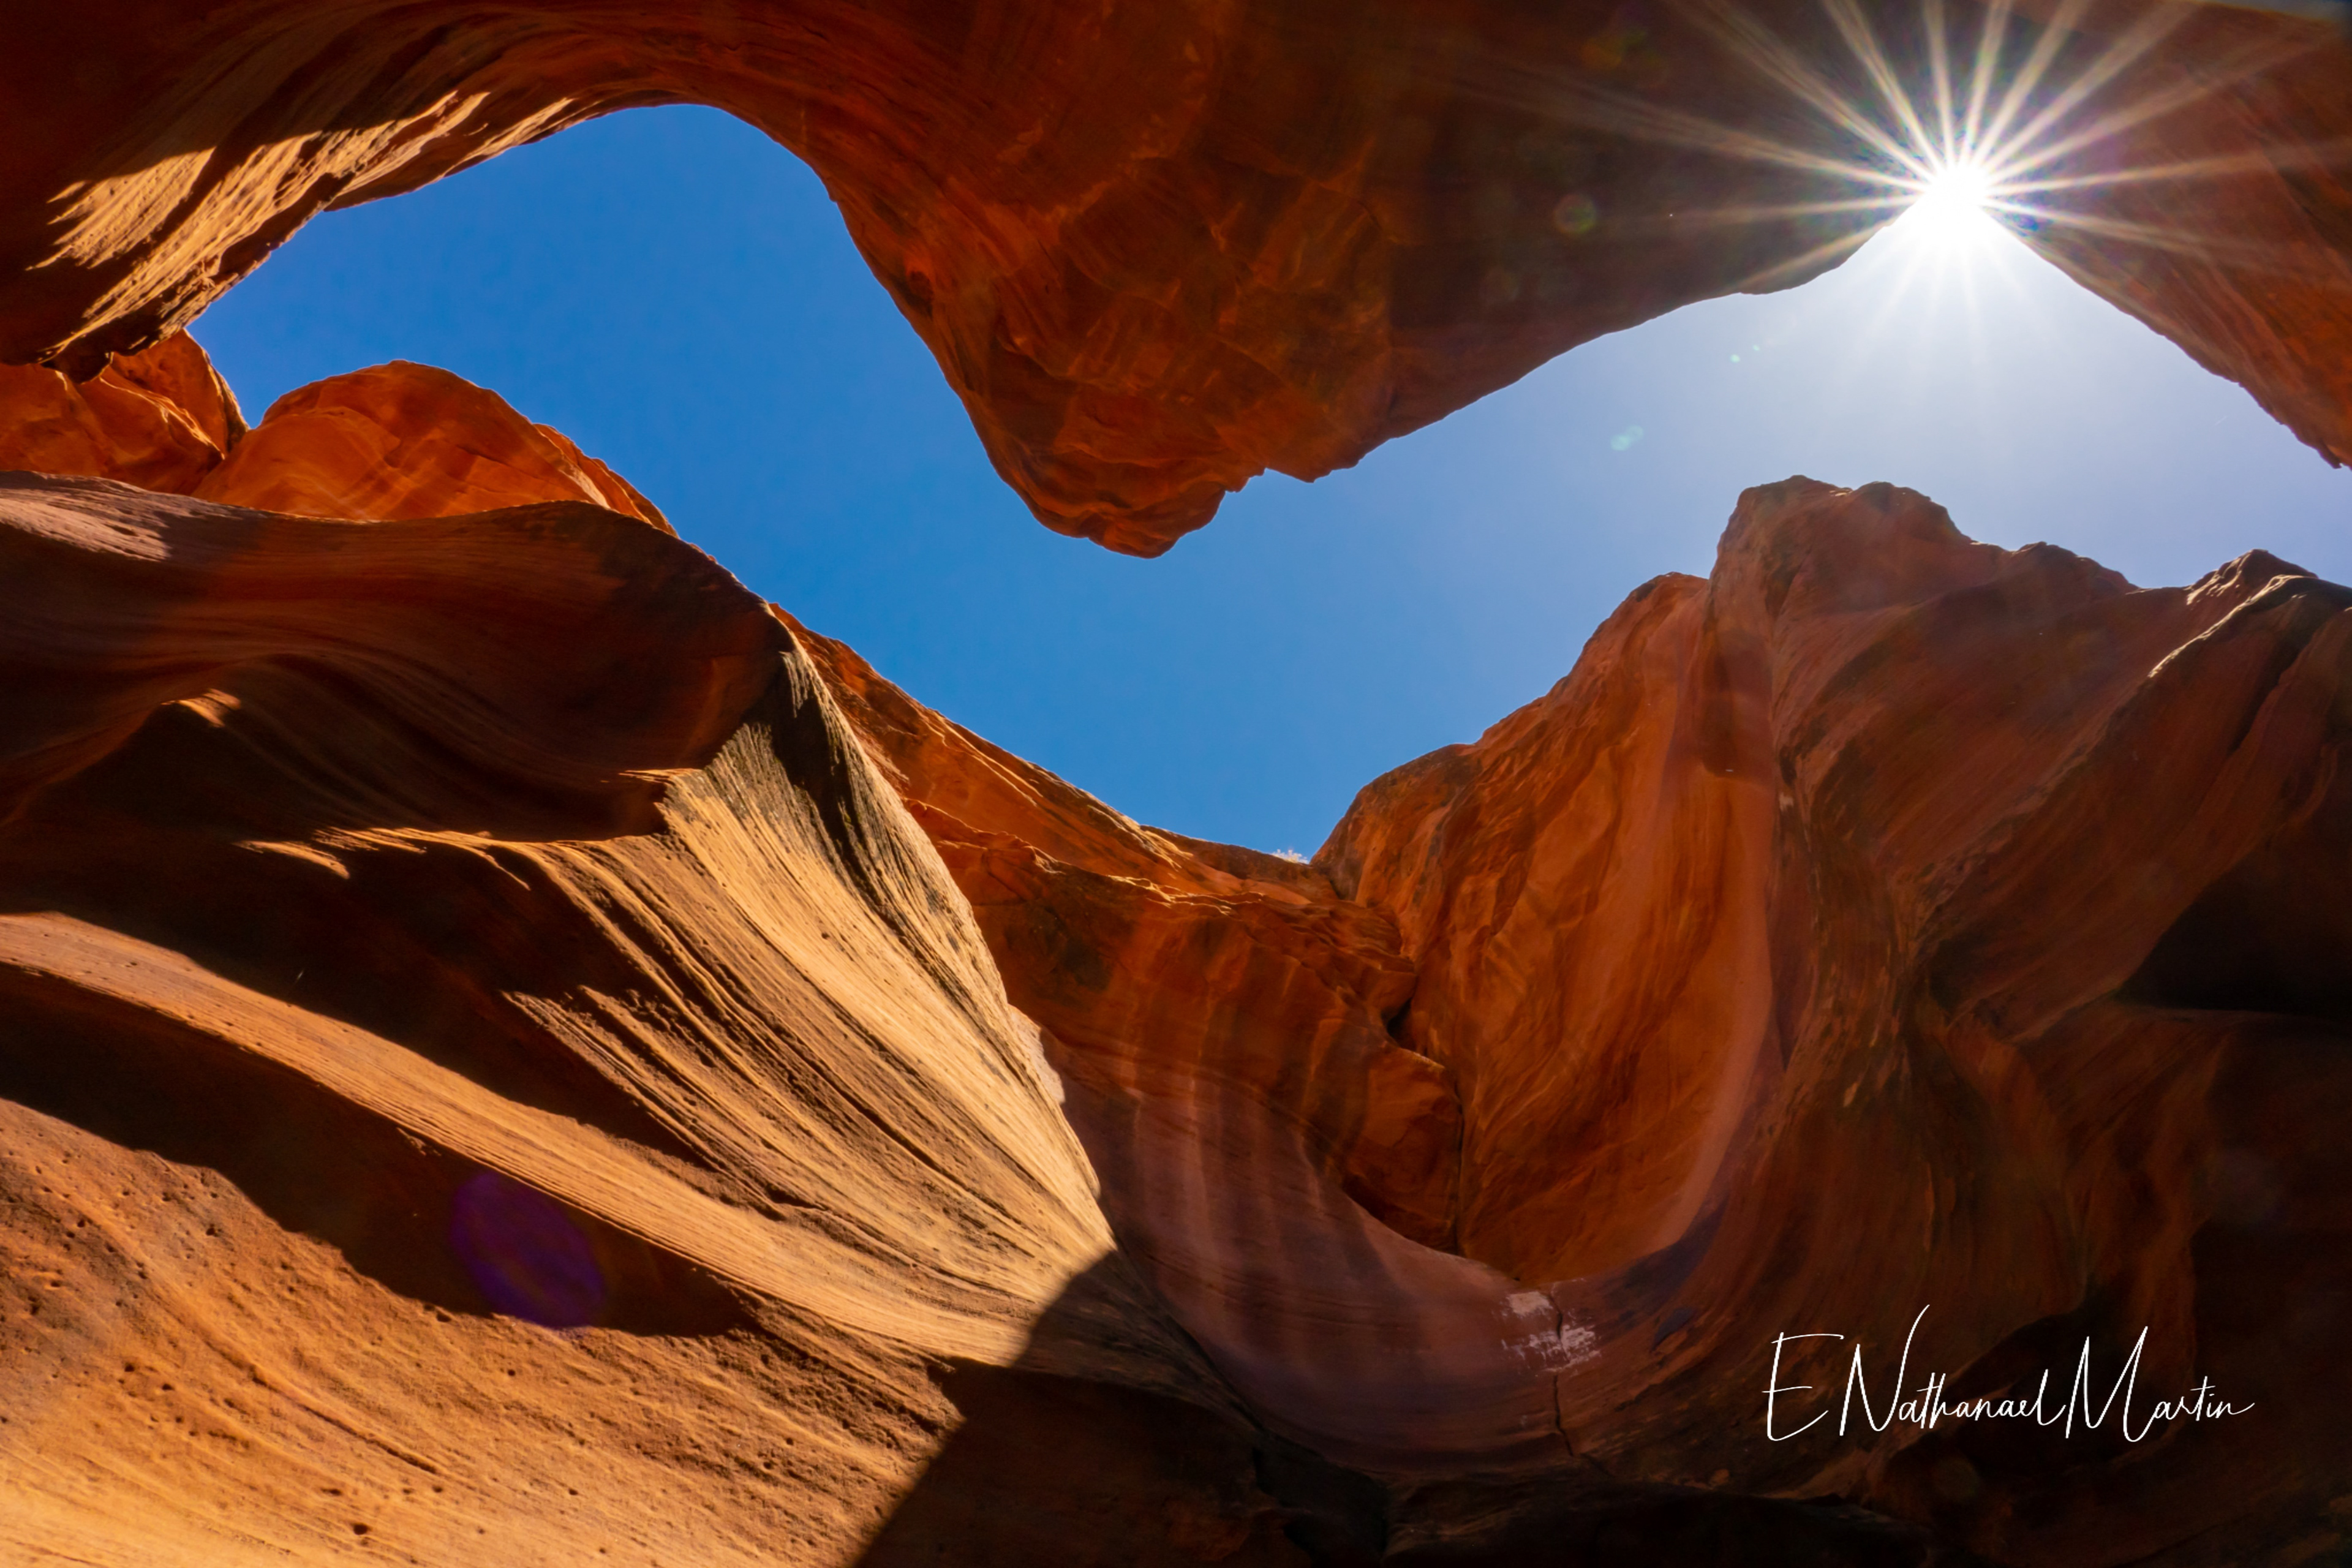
xmin=1763 ymin=1306 xmax=2250 ymax=1443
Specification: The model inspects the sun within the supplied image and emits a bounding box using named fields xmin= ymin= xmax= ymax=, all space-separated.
xmin=1902 ymin=154 xmax=2002 ymax=249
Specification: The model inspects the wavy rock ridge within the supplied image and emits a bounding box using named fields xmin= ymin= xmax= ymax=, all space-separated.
xmin=3 ymin=1 xmax=2351 ymax=1560
xmin=0 ymin=466 xmax=1283 ymax=1566
xmin=5 ymin=337 xmax=2348 ymax=1562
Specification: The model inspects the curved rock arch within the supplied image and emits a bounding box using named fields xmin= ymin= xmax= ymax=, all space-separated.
xmin=4 ymin=0 xmax=2346 ymax=552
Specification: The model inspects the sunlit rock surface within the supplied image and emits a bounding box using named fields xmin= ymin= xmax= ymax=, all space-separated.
xmin=2 ymin=0 xmax=2345 ymax=551
xmin=2 ymin=7 xmax=2349 ymax=1553
xmin=194 ymin=360 xmax=672 ymax=530
xmin=0 ymin=470 xmax=1314 ymax=1567
xmin=12 ymin=322 xmax=2341 ymax=1556
xmin=0 ymin=339 xmax=663 ymax=529
xmin=0 ymin=331 xmax=241 ymax=493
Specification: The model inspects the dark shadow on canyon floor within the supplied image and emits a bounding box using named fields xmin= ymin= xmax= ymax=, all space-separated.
xmin=851 ymin=1257 xmax=1989 ymax=1568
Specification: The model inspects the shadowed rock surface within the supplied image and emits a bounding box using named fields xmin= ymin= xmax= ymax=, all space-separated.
xmin=816 ymin=477 xmax=2352 ymax=1566
xmin=4 ymin=6 xmax=2351 ymax=1561
xmin=0 ymin=469 xmax=1275 ymax=1564
xmin=14 ymin=334 xmax=2342 ymax=1558
xmin=1 ymin=0 xmax=2345 ymax=550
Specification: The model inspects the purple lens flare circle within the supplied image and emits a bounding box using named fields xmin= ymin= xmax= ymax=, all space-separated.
xmin=448 ymin=1170 xmax=606 ymax=1327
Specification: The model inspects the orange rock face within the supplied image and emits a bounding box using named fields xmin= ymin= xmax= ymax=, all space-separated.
xmin=786 ymin=620 xmax=1542 ymax=1478
xmin=4 ymin=358 xmax=2350 ymax=1559
xmin=0 ymin=471 xmax=1310 ymax=1567
xmin=195 ymin=361 xmax=671 ymax=529
xmin=1322 ymin=567 xmax=1777 ymax=1288
xmin=781 ymin=616 xmax=1456 ymax=1245
xmin=0 ymin=331 xmax=241 ymax=493
xmin=800 ymin=478 xmax=2352 ymax=1562
xmin=1 ymin=0 xmax=2344 ymax=551
xmin=0 ymin=339 xmax=665 ymax=532
xmin=1 ymin=3 xmax=2348 ymax=1560
xmin=1317 ymin=480 xmax=2352 ymax=1559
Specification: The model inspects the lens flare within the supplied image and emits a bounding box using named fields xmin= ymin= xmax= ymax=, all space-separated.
xmin=1903 ymin=153 xmax=2003 ymax=247
xmin=1499 ymin=0 xmax=2318 ymax=294
xmin=449 ymin=1170 xmax=607 ymax=1327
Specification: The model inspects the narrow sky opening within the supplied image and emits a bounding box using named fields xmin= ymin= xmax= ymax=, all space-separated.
xmin=192 ymin=108 xmax=2352 ymax=856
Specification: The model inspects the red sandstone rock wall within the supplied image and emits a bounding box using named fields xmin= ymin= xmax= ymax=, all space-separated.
xmin=2 ymin=0 xmax=2344 ymax=551
xmin=0 ymin=331 xmax=241 ymax=493
xmin=194 ymin=360 xmax=672 ymax=529
xmin=3 ymin=7 xmax=2350 ymax=1557
xmin=791 ymin=475 xmax=2352 ymax=1562
xmin=0 ymin=470 xmax=1325 ymax=1566
xmin=1317 ymin=479 xmax=2352 ymax=1559
xmin=5 ymin=323 xmax=2348 ymax=1558
xmin=780 ymin=619 xmax=1463 ymax=1249
xmin=791 ymin=470 xmax=2352 ymax=1559
xmin=0 ymin=335 xmax=663 ymax=531
xmin=784 ymin=619 xmax=1565 ymax=1479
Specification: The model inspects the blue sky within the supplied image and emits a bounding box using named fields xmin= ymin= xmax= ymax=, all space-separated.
xmin=195 ymin=107 xmax=2351 ymax=855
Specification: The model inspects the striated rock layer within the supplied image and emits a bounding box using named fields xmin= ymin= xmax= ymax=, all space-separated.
xmin=1 ymin=339 xmax=669 ymax=531
xmin=4 ymin=328 xmax=2350 ymax=1561
xmin=816 ymin=480 xmax=2352 ymax=1566
xmin=0 ymin=470 xmax=1322 ymax=1567
xmin=2 ymin=0 xmax=2346 ymax=551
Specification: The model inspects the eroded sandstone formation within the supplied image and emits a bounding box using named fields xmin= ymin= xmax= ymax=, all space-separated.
xmin=194 ymin=360 xmax=672 ymax=529
xmin=0 ymin=469 xmax=1311 ymax=1566
xmin=0 ymin=331 xmax=242 ymax=494
xmin=4 ymin=3 xmax=2350 ymax=1561
xmin=1322 ymin=486 xmax=2352 ymax=1563
xmin=6 ymin=318 xmax=2344 ymax=1560
xmin=2 ymin=0 xmax=2346 ymax=550
xmin=0 ymin=341 xmax=669 ymax=529
xmin=816 ymin=477 xmax=2352 ymax=1564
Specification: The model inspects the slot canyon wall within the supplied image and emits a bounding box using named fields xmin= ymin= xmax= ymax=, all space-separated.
xmin=2 ymin=2 xmax=2351 ymax=1566
xmin=2 ymin=0 xmax=2348 ymax=549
